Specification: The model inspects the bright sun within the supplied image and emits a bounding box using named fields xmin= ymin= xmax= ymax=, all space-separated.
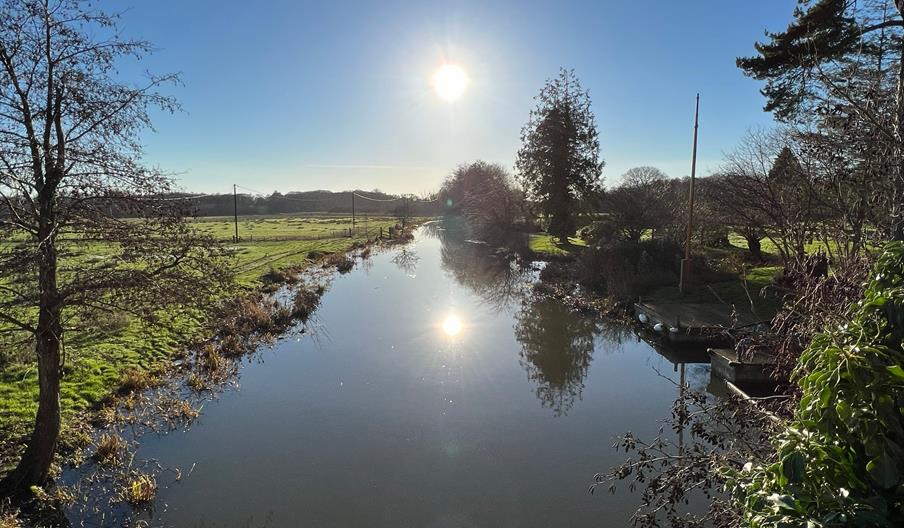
xmin=442 ymin=314 xmax=463 ymax=336
xmin=432 ymin=63 xmax=468 ymax=101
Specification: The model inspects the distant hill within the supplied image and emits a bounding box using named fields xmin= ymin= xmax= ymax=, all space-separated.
xmin=164 ymin=190 xmax=442 ymax=217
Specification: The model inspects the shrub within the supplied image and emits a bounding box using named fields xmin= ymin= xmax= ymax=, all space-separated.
xmin=538 ymin=262 xmax=570 ymax=283
xmin=730 ymin=242 xmax=904 ymax=526
xmin=187 ymin=373 xmax=207 ymax=392
xmin=218 ymin=334 xmax=245 ymax=357
xmin=575 ymin=239 xmax=682 ymax=298
xmin=740 ymin=253 xmax=872 ymax=386
xmin=271 ymin=304 xmax=294 ymax=327
xmin=171 ymin=400 xmax=200 ymax=421
xmin=335 ymin=257 xmax=354 ymax=273
xmin=578 ymin=218 xmax=619 ymax=245
xmin=220 ymin=296 xmax=273 ymax=335
xmin=93 ymin=312 xmax=130 ymax=334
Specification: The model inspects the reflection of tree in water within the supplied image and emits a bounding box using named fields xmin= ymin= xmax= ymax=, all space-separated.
xmin=428 ymin=220 xmax=530 ymax=312
xmin=514 ymin=298 xmax=602 ymax=416
xmin=391 ymin=248 xmax=420 ymax=276
xmin=441 ymin=243 xmax=527 ymax=312
xmin=427 ymin=219 xmax=634 ymax=415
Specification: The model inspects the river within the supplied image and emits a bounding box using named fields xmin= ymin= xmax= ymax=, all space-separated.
xmin=78 ymin=222 xmax=716 ymax=527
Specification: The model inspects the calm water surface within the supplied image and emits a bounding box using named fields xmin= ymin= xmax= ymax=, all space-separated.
xmin=124 ymin=224 xmax=712 ymax=527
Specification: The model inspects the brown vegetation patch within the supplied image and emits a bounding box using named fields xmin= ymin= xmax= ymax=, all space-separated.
xmin=117 ymin=369 xmax=155 ymax=396
xmin=92 ymin=435 xmax=126 ymax=466
xmin=292 ymin=286 xmax=324 ymax=322
xmin=323 ymin=252 xmax=355 ymax=273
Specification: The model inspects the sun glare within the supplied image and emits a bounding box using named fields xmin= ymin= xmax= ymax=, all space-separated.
xmin=442 ymin=314 xmax=463 ymax=336
xmin=432 ymin=63 xmax=468 ymax=101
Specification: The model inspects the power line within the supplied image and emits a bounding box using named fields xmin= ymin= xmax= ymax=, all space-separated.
xmin=148 ymin=193 xmax=210 ymax=201
xmin=351 ymin=192 xmax=402 ymax=203
xmin=352 ymin=192 xmax=439 ymax=204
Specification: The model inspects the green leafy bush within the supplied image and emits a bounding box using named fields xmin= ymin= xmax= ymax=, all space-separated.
xmin=730 ymin=242 xmax=904 ymax=527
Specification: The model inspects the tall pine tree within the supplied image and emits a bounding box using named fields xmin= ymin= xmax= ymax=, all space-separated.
xmin=737 ymin=0 xmax=904 ymax=237
xmin=516 ymin=69 xmax=603 ymax=240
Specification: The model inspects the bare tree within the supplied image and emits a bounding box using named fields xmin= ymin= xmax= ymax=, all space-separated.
xmin=604 ymin=166 xmax=673 ymax=242
xmin=458 ymin=162 xmax=523 ymax=243
xmin=392 ymin=197 xmax=412 ymax=227
xmin=0 ymin=0 xmax=231 ymax=495
xmin=720 ymin=129 xmax=820 ymax=266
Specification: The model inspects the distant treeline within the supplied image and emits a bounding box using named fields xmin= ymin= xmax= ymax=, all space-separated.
xmin=165 ymin=190 xmax=443 ymax=217
xmin=0 ymin=190 xmax=444 ymax=223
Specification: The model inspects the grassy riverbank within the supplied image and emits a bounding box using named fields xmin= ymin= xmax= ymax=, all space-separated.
xmin=0 ymin=215 xmax=402 ymax=475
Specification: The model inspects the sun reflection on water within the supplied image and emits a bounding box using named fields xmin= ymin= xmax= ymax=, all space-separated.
xmin=441 ymin=314 xmax=463 ymax=337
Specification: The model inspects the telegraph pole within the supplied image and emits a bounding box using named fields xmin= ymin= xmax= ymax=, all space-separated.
xmin=351 ymin=191 xmax=356 ymax=228
xmin=679 ymin=94 xmax=700 ymax=294
xmin=233 ymin=184 xmax=239 ymax=242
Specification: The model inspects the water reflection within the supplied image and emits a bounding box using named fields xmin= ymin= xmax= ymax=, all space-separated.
xmin=427 ymin=221 xmax=531 ymax=312
xmin=426 ymin=220 xmax=642 ymax=416
xmin=391 ymin=247 xmax=420 ymax=277
xmin=514 ymin=298 xmax=601 ymax=416
xmin=441 ymin=313 xmax=463 ymax=337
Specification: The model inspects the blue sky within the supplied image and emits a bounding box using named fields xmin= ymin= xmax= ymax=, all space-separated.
xmin=120 ymin=0 xmax=796 ymax=195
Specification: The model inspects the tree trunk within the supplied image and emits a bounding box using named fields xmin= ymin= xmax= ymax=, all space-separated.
xmin=894 ymin=2 xmax=904 ymax=240
xmin=746 ymin=235 xmax=763 ymax=260
xmin=0 ymin=211 xmax=62 ymax=497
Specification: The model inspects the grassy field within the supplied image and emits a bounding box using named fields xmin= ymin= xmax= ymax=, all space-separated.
xmin=192 ymin=214 xmax=390 ymax=241
xmin=209 ymin=215 xmax=398 ymax=284
xmin=726 ymin=232 xmax=840 ymax=256
xmin=528 ymin=233 xmax=588 ymax=257
xmin=0 ymin=215 xmax=401 ymax=471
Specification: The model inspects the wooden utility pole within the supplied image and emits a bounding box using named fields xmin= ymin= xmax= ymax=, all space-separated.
xmin=351 ymin=192 xmax=356 ymax=228
xmin=679 ymin=94 xmax=700 ymax=294
xmin=233 ymin=184 xmax=239 ymax=242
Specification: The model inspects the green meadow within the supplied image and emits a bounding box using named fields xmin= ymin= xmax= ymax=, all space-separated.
xmin=0 ymin=215 xmax=400 ymax=471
